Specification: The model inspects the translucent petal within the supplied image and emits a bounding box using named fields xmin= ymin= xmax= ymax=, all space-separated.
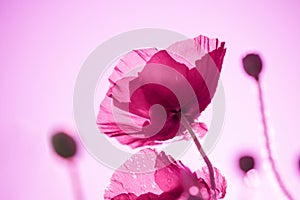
xmin=195 ymin=167 xmax=227 ymax=199
xmin=104 ymin=149 xmax=162 ymax=200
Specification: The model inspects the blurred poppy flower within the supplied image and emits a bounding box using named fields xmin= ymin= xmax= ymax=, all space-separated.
xmin=105 ymin=149 xmax=226 ymax=200
xmin=97 ymin=35 xmax=226 ymax=148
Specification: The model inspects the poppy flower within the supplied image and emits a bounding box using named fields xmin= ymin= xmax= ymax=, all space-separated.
xmin=105 ymin=149 xmax=226 ymax=200
xmin=97 ymin=35 xmax=226 ymax=148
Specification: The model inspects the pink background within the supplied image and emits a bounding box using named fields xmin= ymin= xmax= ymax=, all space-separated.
xmin=1 ymin=0 xmax=299 ymax=199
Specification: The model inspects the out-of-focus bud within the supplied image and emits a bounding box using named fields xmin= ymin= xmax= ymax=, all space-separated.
xmin=239 ymin=155 xmax=255 ymax=173
xmin=242 ymin=53 xmax=263 ymax=80
xmin=51 ymin=132 xmax=77 ymax=159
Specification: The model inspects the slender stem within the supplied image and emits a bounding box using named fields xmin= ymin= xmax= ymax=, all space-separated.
xmin=67 ymin=159 xmax=84 ymax=200
xmin=181 ymin=116 xmax=217 ymax=200
xmin=257 ymin=80 xmax=294 ymax=200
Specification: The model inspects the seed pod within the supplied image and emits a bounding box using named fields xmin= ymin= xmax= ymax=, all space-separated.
xmin=239 ymin=155 xmax=255 ymax=173
xmin=51 ymin=132 xmax=77 ymax=159
xmin=242 ymin=53 xmax=263 ymax=80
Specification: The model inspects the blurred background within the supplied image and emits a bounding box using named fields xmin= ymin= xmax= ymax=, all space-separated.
xmin=1 ymin=0 xmax=299 ymax=199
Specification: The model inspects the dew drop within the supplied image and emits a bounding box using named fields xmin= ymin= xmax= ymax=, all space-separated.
xmin=189 ymin=186 xmax=199 ymax=196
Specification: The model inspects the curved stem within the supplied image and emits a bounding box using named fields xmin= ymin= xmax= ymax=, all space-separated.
xmin=67 ymin=159 xmax=84 ymax=200
xmin=181 ymin=116 xmax=217 ymax=200
xmin=257 ymin=80 xmax=294 ymax=200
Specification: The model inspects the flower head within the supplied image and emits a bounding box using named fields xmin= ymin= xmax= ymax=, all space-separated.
xmin=97 ymin=35 xmax=226 ymax=148
xmin=105 ymin=149 xmax=226 ymax=200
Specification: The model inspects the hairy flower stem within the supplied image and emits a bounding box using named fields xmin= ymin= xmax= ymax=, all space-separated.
xmin=68 ymin=160 xmax=84 ymax=200
xmin=181 ymin=117 xmax=217 ymax=200
xmin=257 ymin=80 xmax=294 ymax=200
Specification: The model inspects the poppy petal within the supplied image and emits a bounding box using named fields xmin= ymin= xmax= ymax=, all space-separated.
xmin=195 ymin=167 xmax=227 ymax=199
xmin=108 ymin=48 xmax=158 ymax=92
xmin=181 ymin=122 xmax=208 ymax=140
xmin=112 ymin=193 xmax=137 ymax=200
xmin=106 ymin=149 xmax=223 ymax=199
xmin=136 ymin=192 xmax=159 ymax=200
xmin=104 ymin=149 xmax=162 ymax=199
xmin=139 ymin=50 xmax=201 ymax=120
xmin=167 ymin=35 xmax=221 ymax=68
xmin=167 ymin=35 xmax=226 ymax=114
xmin=187 ymin=43 xmax=226 ymax=113
xmin=154 ymin=151 xmax=183 ymax=192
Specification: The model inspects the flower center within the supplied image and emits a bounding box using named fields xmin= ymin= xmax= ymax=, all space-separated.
xmin=170 ymin=108 xmax=181 ymax=120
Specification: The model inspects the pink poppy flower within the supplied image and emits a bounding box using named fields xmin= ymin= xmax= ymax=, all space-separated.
xmin=97 ymin=35 xmax=226 ymax=148
xmin=105 ymin=149 xmax=226 ymax=200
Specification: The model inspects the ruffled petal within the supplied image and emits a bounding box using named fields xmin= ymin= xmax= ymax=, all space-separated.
xmin=104 ymin=149 xmax=162 ymax=200
xmin=135 ymin=193 xmax=159 ymax=200
xmin=187 ymin=42 xmax=226 ymax=113
xmin=105 ymin=149 xmax=223 ymax=200
xmin=191 ymin=122 xmax=208 ymax=139
xmin=98 ymin=93 xmax=181 ymax=148
xmin=167 ymin=35 xmax=222 ymax=68
xmin=180 ymin=122 xmax=208 ymax=140
xmin=138 ymin=50 xmax=203 ymax=123
xmin=154 ymin=152 xmax=183 ymax=192
xmin=139 ymin=50 xmax=193 ymax=108
xmin=112 ymin=193 xmax=137 ymax=200
xmin=195 ymin=167 xmax=227 ymax=199
xmin=154 ymin=151 xmax=213 ymax=199
xmin=97 ymin=95 xmax=148 ymax=143
xmin=166 ymin=35 xmax=226 ymax=114
xmin=146 ymin=50 xmax=189 ymax=76
xmin=107 ymin=48 xmax=158 ymax=92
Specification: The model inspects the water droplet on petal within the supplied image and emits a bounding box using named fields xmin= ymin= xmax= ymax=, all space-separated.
xmin=189 ymin=186 xmax=199 ymax=196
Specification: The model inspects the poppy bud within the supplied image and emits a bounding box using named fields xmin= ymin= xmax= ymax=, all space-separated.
xmin=242 ymin=53 xmax=263 ymax=80
xmin=239 ymin=155 xmax=255 ymax=173
xmin=51 ymin=132 xmax=77 ymax=159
